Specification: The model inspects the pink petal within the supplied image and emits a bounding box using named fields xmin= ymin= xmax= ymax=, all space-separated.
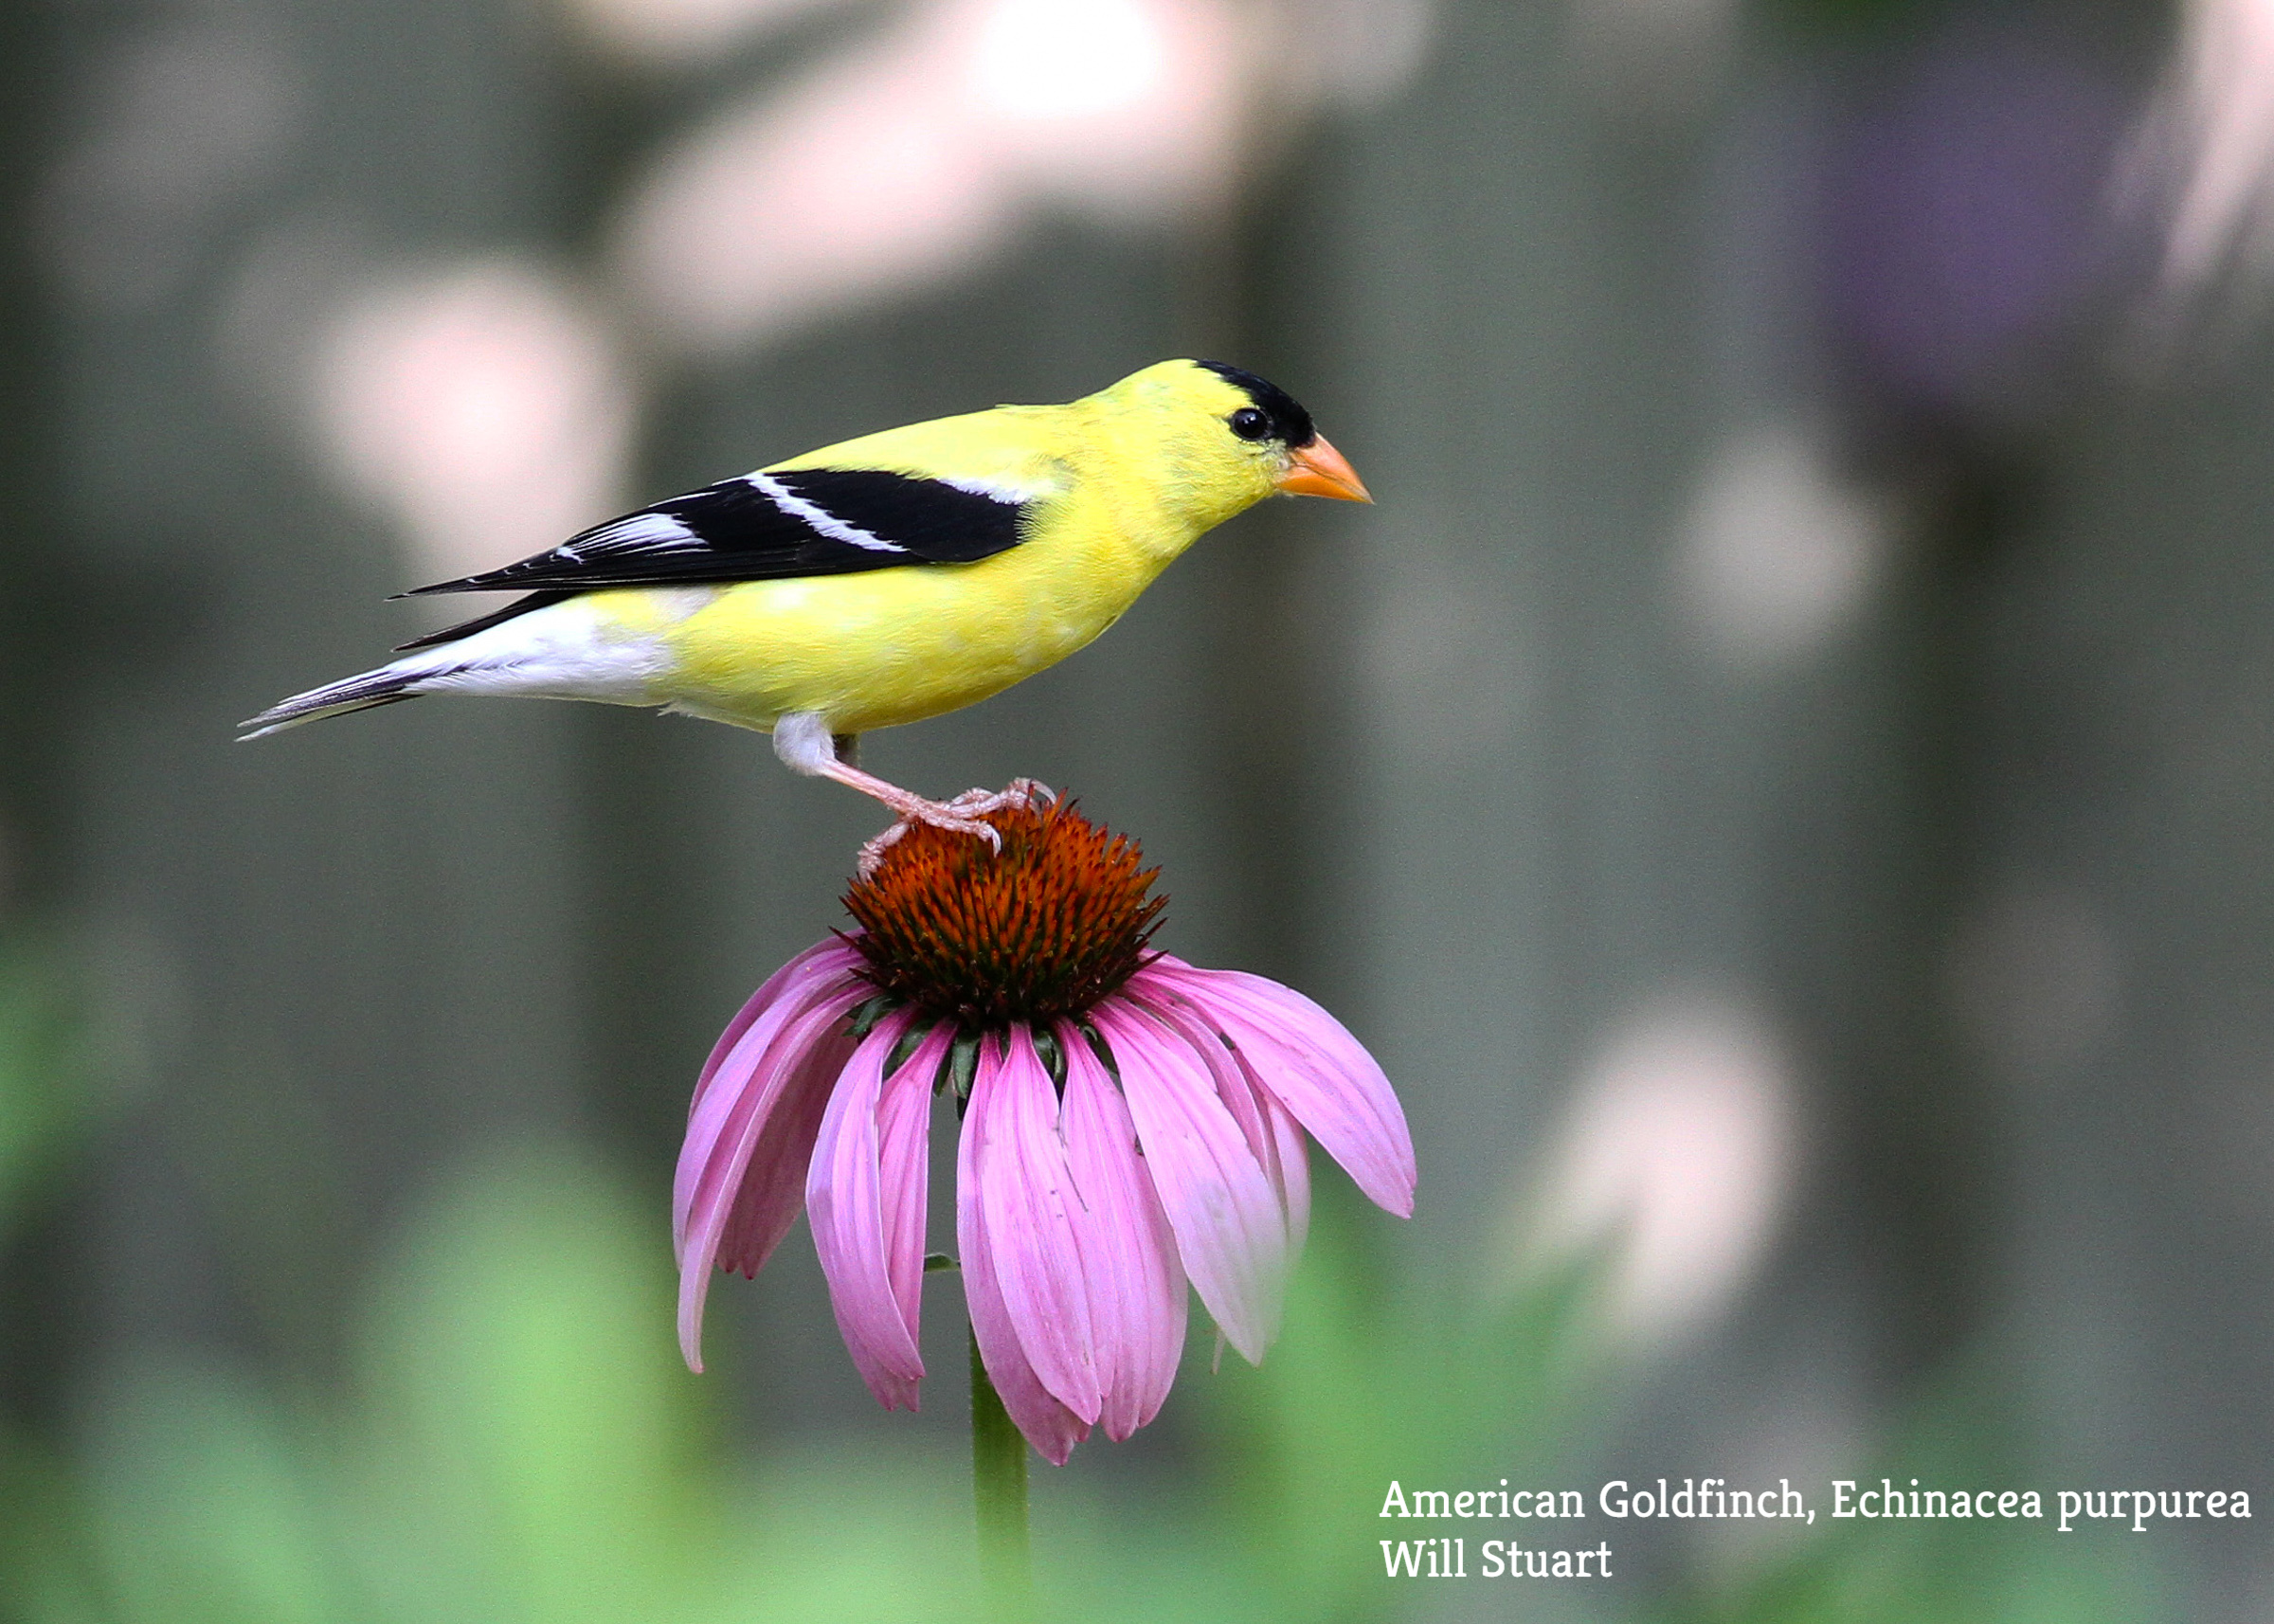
xmin=674 ymin=950 xmax=867 ymax=1248
xmin=1057 ymin=1022 xmax=1186 ymax=1441
xmin=1262 ymin=1081 xmax=1311 ymax=1263
xmin=674 ymin=977 xmax=869 ymax=1373
xmin=1133 ymin=959 xmax=1416 ymax=1218
xmin=1210 ymin=1035 xmax=1308 ymax=1261
xmin=875 ymin=1027 xmax=945 ymax=1380
xmin=958 ymin=1045 xmax=1092 ymax=1465
xmin=967 ymin=1029 xmax=1102 ymax=1422
xmin=806 ymin=1012 xmax=950 ymax=1412
xmin=1208 ymin=1018 xmax=1274 ymax=1167
xmin=1091 ymin=1000 xmax=1289 ymax=1365
xmin=711 ymin=1014 xmax=859 ymax=1278
xmin=690 ymin=939 xmax=867 ymax=1114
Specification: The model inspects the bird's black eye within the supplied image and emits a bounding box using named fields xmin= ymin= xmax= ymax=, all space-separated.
xmin=1229 ymin=406 xmax=1272 ymax=442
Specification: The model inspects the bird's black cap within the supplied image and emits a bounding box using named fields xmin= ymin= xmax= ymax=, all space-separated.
xmin=1194 ymin=360 xmax=1316 ymax=447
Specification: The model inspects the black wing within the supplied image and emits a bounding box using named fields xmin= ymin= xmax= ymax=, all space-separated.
xmin=405 ymin=469 xmax=1029 ymax=598
xmin=390 ymin=463 xmax=1032 ymax=650
xmin=394 ymin=589 xmax=577 ymax=651
xmin=392 ymin=468 xmax=1032 ymax=651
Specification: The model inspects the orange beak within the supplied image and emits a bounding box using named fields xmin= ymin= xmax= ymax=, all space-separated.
xmin=1275 ymin=434 xmax=1372 ymax=502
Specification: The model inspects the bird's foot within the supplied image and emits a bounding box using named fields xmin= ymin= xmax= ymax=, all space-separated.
xmin=857 ymin=805 xmax=997 ymax=878
xmin=855 ymin=779 xmax=1058 ymax=878
xmin=939 ymin=777 xmax=1056 ymax=819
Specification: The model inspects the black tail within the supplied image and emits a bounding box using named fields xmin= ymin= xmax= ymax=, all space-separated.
xmin=238 ymin=670 xmax=423 ymax=739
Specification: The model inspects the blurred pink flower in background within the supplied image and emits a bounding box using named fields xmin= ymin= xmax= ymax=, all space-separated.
xmin=672 ymin=800 xmax=1415 ymax=1463
xmin=1509 ymin=992 xmax=1797 ymax=1354
xmin=2126 ymin=0 xmax=2274 ymax=316
xmin=309 ymin=259 xmax=635 ymax=583
xmin=612 ymin=0 xmax=1254 ymax=353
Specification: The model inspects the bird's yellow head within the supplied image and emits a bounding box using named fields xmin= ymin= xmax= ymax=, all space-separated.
xmin=1083 ymin=359 xmax=1370 ymax=538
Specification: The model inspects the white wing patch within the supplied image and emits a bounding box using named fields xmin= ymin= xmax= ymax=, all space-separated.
xmin=935 ymin=473 xmax=1041 ymax=505
xmin=576 ymin=510 xmax=703 ymax=554
xmin=742 ymin=472 xmax=909 ymax=554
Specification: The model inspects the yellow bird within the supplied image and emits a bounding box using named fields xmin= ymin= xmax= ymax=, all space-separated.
xmin=243 ymin=359 xmax=1369 ymax=848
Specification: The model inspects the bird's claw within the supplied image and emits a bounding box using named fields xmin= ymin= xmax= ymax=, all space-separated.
xmin=854 ymin=779 xmax=1058 ymax=879
xmin=940 ymin=777 xmax=1056 ymax=817
xmin=857 ymin=814 xmax=993 ymax=879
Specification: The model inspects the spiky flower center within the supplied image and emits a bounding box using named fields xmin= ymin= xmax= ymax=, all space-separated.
xmin=843 ymin=799 xmax=1164 ymax=1028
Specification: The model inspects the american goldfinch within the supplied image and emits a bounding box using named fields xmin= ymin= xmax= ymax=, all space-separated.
xmin=242 ymin=358 xmax=1369 ymax=844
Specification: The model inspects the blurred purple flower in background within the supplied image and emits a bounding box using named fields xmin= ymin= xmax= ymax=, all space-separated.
xmin=672 ymin=801 xmax=1415 ymax=1463
xmin=1820 ymin=27 xmax=2135 ymax=424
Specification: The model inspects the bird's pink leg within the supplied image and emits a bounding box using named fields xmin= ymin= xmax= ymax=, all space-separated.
xmin=857 ymin=778 xmax=1056 ymax=875
xmin=771 ymin=713 xmax=1053 ymax=875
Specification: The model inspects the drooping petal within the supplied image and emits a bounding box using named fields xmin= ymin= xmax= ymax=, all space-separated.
xmin=1091 ymin=1000 xmax=1288 ymax=1365
xmin=675 ymin=977 xmax=869 ymax=1372
xmin=968 ymin=1028 xmax=1101 ymax=1422
xmin=806 ymin=1011 xmax=949 ymax=1411
xmin=875 ymin=1023 xmax=944 ymax=1380
xmin=958 ymin=1039 xmax=1091 ymax=1465
xmin=1261 ymin=1078 xmax=1311 ymax=1263
xmin=1207 ymin=1015 xmax=1274 ymax=1166
xmin=712 ymin=1010 xmax=860 ymax=1279
xmin=1134 ymin=959 xmax=1416 ymax=1218
xmin=674 ymin=947 xmax=867 ymax=1249
xmin=690 ymin=939 xmax=867 ymax=1114
xmin=1207 ymin=1029 xmax=1309 ymax=1262
xmin=1057 ymin=1021 xmax=1186 ymax=1440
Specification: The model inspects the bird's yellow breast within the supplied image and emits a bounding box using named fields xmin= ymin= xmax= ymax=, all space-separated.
xmin=597 ymin=484 xmax=1167 ymax=735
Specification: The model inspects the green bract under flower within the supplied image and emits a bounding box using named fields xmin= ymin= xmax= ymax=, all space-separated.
xmin=841 ymin=800 xmax=1164 ymax=1028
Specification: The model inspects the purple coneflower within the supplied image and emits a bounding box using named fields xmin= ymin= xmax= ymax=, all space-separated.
xmin=674 ymin=798 xmax=1415 ymax=1463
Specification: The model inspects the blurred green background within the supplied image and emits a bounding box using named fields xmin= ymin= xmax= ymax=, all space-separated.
xmin=2 ymin=0 xmax=2268 ymax=1617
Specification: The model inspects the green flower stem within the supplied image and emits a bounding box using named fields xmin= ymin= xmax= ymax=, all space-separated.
xmin=969 ymin=1324 xmax=1033 ymax=1616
